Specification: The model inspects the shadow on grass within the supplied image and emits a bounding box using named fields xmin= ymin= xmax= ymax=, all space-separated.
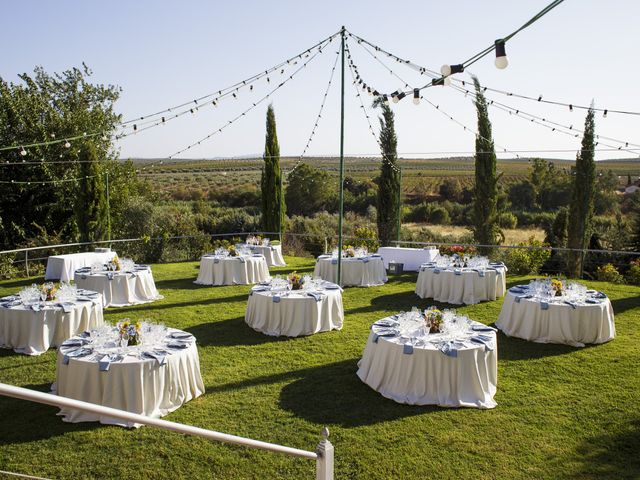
xmin=0 ymin=277 xmax=43 ymax=291
xmin=186 ymin=316 xmax=291 ymax=347
xmin=610 ymin=295 xmax=640 ymax=315
xmin=0 ymin=383 xmax=101 ymax=445
xmin=109 ymin=293 xmax=249 ymax=315
xmin=496 ymin=333 xmax=580 ymax=360
xmin=573 ymin=419 xmax=640 ymax=479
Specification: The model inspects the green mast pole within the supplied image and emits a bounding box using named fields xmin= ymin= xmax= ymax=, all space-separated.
xmin=106 ymin=170 xmax=111 ymax=243
xmin=396 ymin=166 xmax=402 ymax=244
xmin=337 ymin=26 xmax=346 ymax=287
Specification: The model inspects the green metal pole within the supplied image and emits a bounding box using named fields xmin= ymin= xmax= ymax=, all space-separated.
xmin=396 ymin=167 xmax=402 ymax=244
xmin=337 ymin=26 xmax=346 ymax=287
xmin=106 ymin=171 xmax=111 ymax=243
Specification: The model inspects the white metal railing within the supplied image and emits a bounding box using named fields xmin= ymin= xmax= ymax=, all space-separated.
xmin=0 ymin=383 xmax=334 ymax=480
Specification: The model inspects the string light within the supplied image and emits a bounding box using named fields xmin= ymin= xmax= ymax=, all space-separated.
xmin=0 ymin=174 xmax=101 ymax=185
xmin=494 ymin=40 xmax=509 ymax=69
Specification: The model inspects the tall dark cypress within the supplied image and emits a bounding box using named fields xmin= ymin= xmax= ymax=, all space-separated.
xmin=75 ymin=142 xmax=109 ymax=243
xmin=567 ymin=107 xmax=596 ymax=277
xmin=375 ymin=100 xmax=400 ymax=246
xmin=471 ymin=76 xmax=501 ymax=255
xmin=260 ymin=105 xmax=285 ymax=238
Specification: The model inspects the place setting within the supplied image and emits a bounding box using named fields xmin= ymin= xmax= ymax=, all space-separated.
xmin=357 ymin=306 xmax=498 ymax=409
xmin=496 ymin=278 xmax=615 ymax=347
xmin=314 ymin=245 xmax=387 ymax=287
xmin=195 ymin=245 xmax=271 ymax=286
xmin=74 ymin=256 xmax=163 ymax=308
xmin=53 ymin=319 xmax=205 ymax=427
xmin=0 ymin=282 xmax=104 ymax=355
xmin=245 ymin=272 xmax=344 ymax=337
xmin=415 ymin=253 xmax=507 ymax=304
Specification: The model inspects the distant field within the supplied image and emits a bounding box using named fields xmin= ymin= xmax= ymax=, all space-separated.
xmin=130 ymin=156 xmax=640 ymax=199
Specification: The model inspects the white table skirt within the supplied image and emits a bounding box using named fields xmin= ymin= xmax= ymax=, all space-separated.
xmin=376 ymin=247 xmax=439 ymax=271
xmin=245 ymin=244 xmax=286 ymax=267
xmin=415 ymin=267 xmax=506 ymax=305
xmin=75 ymin=268 xmax=163 ymax=307
xmin=194 ymin=255 xmax=270 ymax=286
xmin=53 ymin=332 xmax=205 ymax=427
xmin=496 ymin=289 xmax=616 ymax=347
xmin=313 ymin=256 xmax=387 ymax=287
xmin=245 ymin=286 xmax=343 ymax=337
xmin=45 ymin=251 xmax=117 ymax=283
xmin=357 ymin=321 xmax=497 ymax=409
xmin=0 ymin=297 xmax=104 ymax=355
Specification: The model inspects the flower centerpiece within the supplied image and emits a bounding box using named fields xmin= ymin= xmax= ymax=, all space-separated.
xmin=108 ymin=255 xmax=121 ymax=271
xmin=441 ymin=245 xmax=477 ymax=257
xmin=551 ymin=278 xmax=564 ymax=297
xmin=228 ymin=245 xmax=239 ymax=257
xmin=424 ymin=307 xmax=443 ymax=333
xmin=288 ymin=271 xmax=303 ymax=290
xmin=41 ymin=282 xmax=58 ymax=301
xmin=118 ymin=319 xmax=142 ymax=346
xmin=343 ymin=245 xmax=356 ymax=258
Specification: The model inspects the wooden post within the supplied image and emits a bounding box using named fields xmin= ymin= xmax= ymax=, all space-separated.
xmin=316 ymin=427 xmax=334 ymax=480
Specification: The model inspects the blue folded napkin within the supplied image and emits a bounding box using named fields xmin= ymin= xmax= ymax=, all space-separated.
xmin=585 ymin=299 xmax=602 ymax=304
xmin=252 ymin=253 xmax=263 ymax=257
xmin=213 ymin=258 xmax=220 ymax=264
xmin=563 ymin=300 xmax=577 ymax=309
xmin=324 ymin=284 xmax=340 ymax=290
xmin=237 ymin=257 xmax=245 ymax=263
xmin=454 ymin=269 xmax=462 ymax=276
xmin=272 ymin=295 xmax=281 ymax=303
xmin=510 ymin=286 xmax=525 ymax=293
xmin=433 ymin=268 xmax=440 ymax=274
xmin=471 ymin=324 xmax=497 ymax=332
xmin=373 ymin=319 xmax=398 ymax=328
xmin=306 ymin=291 xmax=323 ymax=302
xmin=370 ymin=254 xmax=381 ymax=257
xmin=169 ymin=331 xmax=193 ymax=340
xmin=80 ymin=274 xmax=88 ymax=280
xmin=373 ymin=329 xmax=397 ymax=342
xmin=476 ymin=269 xmax=486 ymax=277
xmin=594 ymin=292 xmax=607 ymax=299
xmin=361 ymin=257 xmax=369 ymax=263
xmin=331 ymin=259 xmax=338 ymax=265
xmin=143 ymin=351 xmax=167 ymax=366
xmin=403 ymin=344 xmax=414 ymax=355
xmin=107 ymin=272 xmax=114 ymax=280
xmin=62 ymin=347 xmax=93 ymax=365
xmin=470 ymin=335 xmax=494 ymax=352
xmin=128 ymin=271 xmax=138 ymax=278
xmin=61 ymin=338 xmax=89 ymax=348
xmin=167 ymin=342 xmax=189 ymax=349
xmin=98 ymin=354 xmax=120 ymax=371
xmin=436 ymin=340 xmax=464 ymax=358
xmin=30 ymin=304 xmax=42 ymax=312
xmin=58 ymin=302 xmax=75 ymax=313
xmin=252 ymin=286 xmax=270 ymax=293
xmin=540 ymin=301 xmax=549 ymax=310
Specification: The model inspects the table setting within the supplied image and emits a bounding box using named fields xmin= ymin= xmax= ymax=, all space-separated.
xmin=0 ymin=282 xmax=104 ymax=355
xmin=240 ymin=235 xmax=286 ymax=267
xmin=45 ymin=249 xmax=117 ymax=283
xmin=415 ymin=254 xmax=507 ymax=305
xmin=245 ymin=273 xmax=344 ymax=337
xmin=357 ymin=307 xmax=498 ymax=409
xmin=53 ymin=320 xmax=205 ymax=427
xmin=194 ymin=245 xmax=270 ymax=286
xmin=74 ymin=257 xmax=163 ymax=308
xmin=496 ymin=279 xmax=615 ymax=347
xmin=376 ymin=246 xmax=439 ymax=272
xmin=313 ymin=246 xmax=387 ymax=287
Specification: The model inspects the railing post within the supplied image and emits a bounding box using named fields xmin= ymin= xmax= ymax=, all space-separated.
xmin=316 ymin=427 xmax=334 ymax=480
xmin=324 ymin=237 xmax=328 ymax=254
xmin=25 ymin=250 xmax=29 ymax=278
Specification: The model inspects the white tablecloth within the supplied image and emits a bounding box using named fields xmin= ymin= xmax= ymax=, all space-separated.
xmin=415 ymin=265 xmax=507 ymax=305
xmin=496 ymin=286 xmax=616 ymax=347
xmin=194 ymin=255 xmax=270 ymax=286
xmin=75 ymin=267 xmax=163 ymax=307
xmin=357 ymin=315 xmax=497 ymax=409
xmin=376 ymin=247 xmax=439 ymax=271
xmin=0 ymin=294 xmax=104 ymax=355
xmin=245 ymin=283 xmax=343 ymax=337
xmin=45 ymin=251 xmax=117 ymax=283
xmin=54 ymin=328 xmax=205 ymax=427
xmin=313 ymin=255 xmax=387 ymax=287
xmin=243 ymin=244 xmax=286 ymax=267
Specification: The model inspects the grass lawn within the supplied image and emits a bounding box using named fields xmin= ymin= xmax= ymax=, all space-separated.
xmin=0 ymin=257 xmax=638 ymax=479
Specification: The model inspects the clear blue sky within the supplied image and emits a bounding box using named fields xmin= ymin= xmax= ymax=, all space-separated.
xmin=2 ymin=0 xmax=639 ymax=161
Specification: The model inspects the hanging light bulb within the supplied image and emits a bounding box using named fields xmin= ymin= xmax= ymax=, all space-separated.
xmin=20 ymin=147 xmax=27 ymax=156
xmin=440 ymin=64 xmax=452 ymax=76
xmin=444 ymin=76 xmax=451 ymax=86
xmin=413 ymin=88 xmax=420 ymax=105
xmin=383 ymin=94 xmax=389 ymax=105
xmin=494 ymin=39 xmax=509 ymax=69
xmin=64 ymin=141 xmax=71 ymax=148
xmin=391 ymin=91 xmax=400 ymax=104
xmin=397 ymin=92 xmax=406 ymax=102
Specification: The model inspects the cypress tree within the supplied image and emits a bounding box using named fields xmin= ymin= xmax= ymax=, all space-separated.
xmin=260 ymin=104 xmax=285 ymax=238
xmin=567 ymin=106 xmax=596 ymax=277
xmin=75 ymin=142 xmax=109 ymax=243
xmin=374 ymin=100 xmax=400 ymax=246
xmin=471 ymin=76 xmax=501 ymax=255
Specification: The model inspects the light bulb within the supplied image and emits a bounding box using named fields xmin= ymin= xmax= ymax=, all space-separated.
xmin=413 ymin=88 xmax=420 ymax=105
xmin=64 ymin=141 xmax=71 ymax=148
xmin=392 ymin=95 xmax=400 ymax=104
xmin=440 ymin=64 xmax=451 ymax=76
xmin=444 ymin=77 xmax=451 ymax=86
xmin=413 ymin=97 xmax=420 ymax=106
xmin=20 ymin=148 xmax=27 ymax=156
xmin=495 ymin=56 xmax=509 ymax=69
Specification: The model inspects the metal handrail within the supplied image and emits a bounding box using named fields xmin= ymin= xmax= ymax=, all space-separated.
xmin=0 ymin=383 xmax=334 ymax=479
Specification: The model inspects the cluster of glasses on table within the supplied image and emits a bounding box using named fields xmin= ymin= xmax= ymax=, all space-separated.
xmin=90 ymin=258 xmax=136 ymax=273
xmin=268 ymin=275 xmax=327 ymax=292
xmin=245 ymin=236 xmax=270 ymax=246
xmin=16 ymin=282 xmax=80 ymax=306
xmin=213 ymin=246 xmax=252 ymax=257
xmin=331 ymin=247 xmax=369 ymax=258
xmin=526 ymin=279 xmax=589 ymax=302
xmin=432 ymin=255 xmax=491 ymax=269
xmin=393 ymin=307 xmax=473 ymax=343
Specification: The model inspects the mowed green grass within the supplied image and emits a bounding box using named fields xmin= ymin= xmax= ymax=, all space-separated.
xmin=0 ymin=258 xmax=638 ymax=479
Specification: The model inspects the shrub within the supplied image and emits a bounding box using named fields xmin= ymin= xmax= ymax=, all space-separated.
xmin=429 ymin=207 xmax=451 ymax=225
xmin=353 ymin=225 xmax=379 ymax=252
xmin=0 ymin=253 xmax=17 ymax=279
xmin=504 ymin=237 xmax=552 ymax=275
xmin=498 ymin=212 xmax=518 ymax=229
xmin=596 ymin=263 xmax=624 ymax=283
xmin=626 ymin=259 xmax=640 ymax=285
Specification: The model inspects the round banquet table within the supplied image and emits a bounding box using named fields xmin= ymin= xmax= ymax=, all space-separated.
xmin=74 ymin=265 xmax=163 ymax=308
xmin=313 ymin=255 xmax=387 ymax=287
xmin=0 ymin=292 xmax=104 ymax=355
xmin=357 ymin=313 xmax=497 ymax=409
xmin=194 ymin=254 xmax=270 ymax=286
xmin=415 ymin=263 xmax=507 ymax=305
xmin=241 ymin=244 xmax=286 ymax=267
xmin=496 ymin=285 xmax=615 ymax=347
xmin=53 ymin=326 xmax=205 ymax=427
xmin=245 ymin=281 xmax=343 ymax=337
